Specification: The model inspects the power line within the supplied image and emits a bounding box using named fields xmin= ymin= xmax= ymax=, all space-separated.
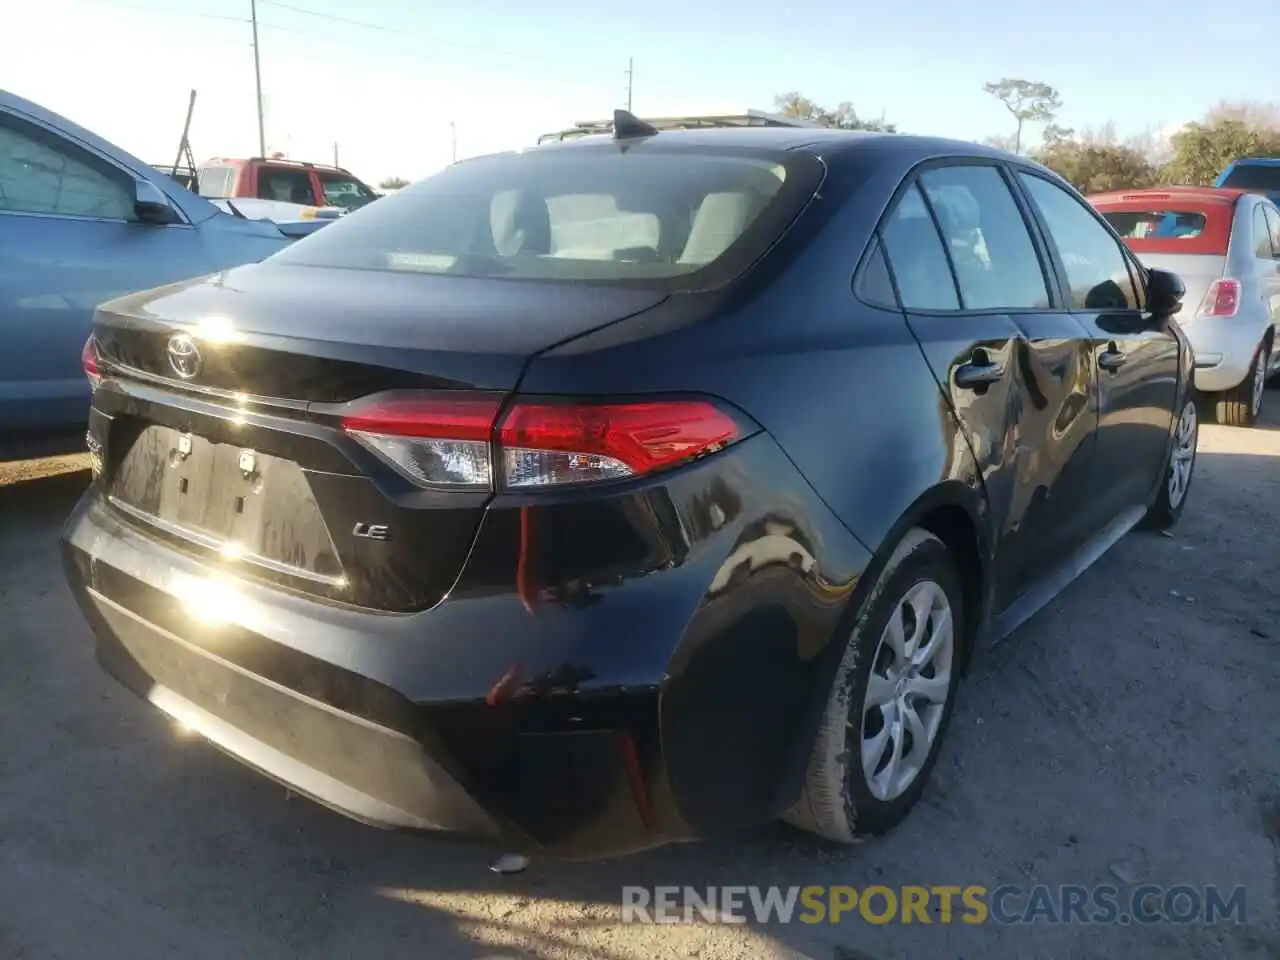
xmin=88 ymin=0 xmax=249 ymax=24
xmin=257 ymin=0 xmax=620 ymax=72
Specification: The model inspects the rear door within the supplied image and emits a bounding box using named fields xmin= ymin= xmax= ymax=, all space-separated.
xmin=1016 ymin=171 xmax=1180 ymax=520
xmin=879 ymin=160 xmax=1100 ymax=608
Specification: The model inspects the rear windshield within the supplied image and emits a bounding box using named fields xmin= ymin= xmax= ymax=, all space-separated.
xmin=1220 ymin=163 xmax=1280 ymax=191
xmin=268 ymin=145 xmax=824 ymax=288
xmin=1095 ymin=202 xmax=1233 ymax=255
xmin=1102 ymin=209 xmax=1208 ymax=240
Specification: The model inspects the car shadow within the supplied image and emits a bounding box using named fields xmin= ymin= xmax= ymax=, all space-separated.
xmin=3 ymin=436 xmax=1279 ymax=960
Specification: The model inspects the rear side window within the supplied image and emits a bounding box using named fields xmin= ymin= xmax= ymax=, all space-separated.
xmin=1019 ymin=174 xmax=1140 ymax=311
xmin=269 ymin=146 xmax=824 ymax=289
xmin=257 ymin=167 xmax=314 ymax=204
xmin=197 ymin=166 xmax=234 ymax=198
xmin=919 ymin=165 xmax=1050 ymax=310
xmin=855 ymin=237 xmax=897 ymax=308
xmin=1252 ymin=205 xmax=1275 ymax=258
xmin=879 ymin=184 xmax=959 ymax=310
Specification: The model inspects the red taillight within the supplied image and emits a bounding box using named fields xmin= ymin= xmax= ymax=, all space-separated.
xmin=82 ymin=336 xmax=102 ymax=390
xmin=498 ymin=401 xmax=741 ymax=488
xmin=339 ymin=394 xmax=743 ymax=490
xmin=1197 ymin=278 xmax=1240 ymax=318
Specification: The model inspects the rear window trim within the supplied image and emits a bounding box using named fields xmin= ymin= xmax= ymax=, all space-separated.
xmin=267 ymin=142 xmax=828 ymax=294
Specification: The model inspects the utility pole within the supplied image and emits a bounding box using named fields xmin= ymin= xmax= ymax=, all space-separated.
xmin=449 ymin=121 xmax=457 ymax=163
xmin=625 ymin=57 xmax=633 ymax=112
xmin=333 ymin=142 xmax=339 ymax=167
xmin=250 ymin=0 xmax=266 ymax=157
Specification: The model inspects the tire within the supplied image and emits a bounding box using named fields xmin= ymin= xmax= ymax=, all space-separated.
xmin=1213 ymin=341 xmax=1268 ymax=427
xmin=784 ymin=528 xmax=964 ymax=844
xmin=1142 ymin=394 xmax=1199 ymax=531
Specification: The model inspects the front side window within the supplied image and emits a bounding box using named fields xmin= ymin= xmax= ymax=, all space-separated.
xmin=919 ymin=165 xmax=1050 ymax=310
xmin=1018 ymin=173 xmax=1140 ymax=311
xmin=879 ymin=183 xmax=959 ymax=311
xmin=319 ymin=174 xmax=376 ymax=210
xmin=270 ymin=146 xmax=821 ymax=288
xmin=0 ymin=116 xmax=133 ymax=220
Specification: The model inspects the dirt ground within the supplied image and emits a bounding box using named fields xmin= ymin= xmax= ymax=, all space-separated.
xmin=1 ymin=399 xmax=1277 ymax=960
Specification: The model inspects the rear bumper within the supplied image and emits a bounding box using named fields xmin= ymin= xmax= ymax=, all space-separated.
xmin=1183 ymin=318 xmax=1267 ymax=392
xmin=61 ymin=494 xmax=668 ymax=858
xmin=61 ymin=432 xmax=871 ymax=859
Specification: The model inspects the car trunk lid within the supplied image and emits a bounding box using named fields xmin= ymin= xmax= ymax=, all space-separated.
xmin=88 ymin=263 xmax=668 ymax=612
xmin=1131 ymin=252 xmax=1228 ymax=324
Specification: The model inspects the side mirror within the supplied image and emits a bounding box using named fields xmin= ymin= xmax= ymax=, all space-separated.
xmin=1147 ymin=267 xmax=1185 ymax=317
xmin=133 ymin=179 xmax=181 ymax=225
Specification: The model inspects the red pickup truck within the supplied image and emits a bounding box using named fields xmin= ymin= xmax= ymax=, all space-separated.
xmin=196 ymin=157 xmax=379 ymax=212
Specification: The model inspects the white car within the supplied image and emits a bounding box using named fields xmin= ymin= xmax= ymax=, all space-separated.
xmin=1091 ymin=185 xmax=1280 ymax=427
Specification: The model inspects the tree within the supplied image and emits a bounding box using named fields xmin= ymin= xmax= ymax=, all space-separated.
xmin=773 ymin=92 xmax=896 ymax=132
xmin=1162 ymin=119 xmax=1280 ymax=186
xmin=1204 ymin=100 xmax=1280 ymax=131
xmin=983 ymin=78 xmax=1063 ymax=154
xmin=379 ymin=176 xmax=410 ymax=190
xmin=1034 ymin=141 xmax=1158 ymax=195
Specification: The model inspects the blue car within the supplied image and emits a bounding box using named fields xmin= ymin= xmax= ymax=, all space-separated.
xmin=0 ymin=89 xmax=324 ymax=460
xmin=1214 ymin=157 xmax=1280 ymax=204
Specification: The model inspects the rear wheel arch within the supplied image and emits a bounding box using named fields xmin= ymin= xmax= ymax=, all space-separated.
xmin=774 ymin=480 xmax=989 ymax=815
xmin=868 ymin=482 xmax=989 ymax=668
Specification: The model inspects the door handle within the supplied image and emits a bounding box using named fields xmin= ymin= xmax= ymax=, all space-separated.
xmin=1098 ymin=346 xmax=1127 ymax=372
xmin=955 ymin=353 xmax=1005 ymax=389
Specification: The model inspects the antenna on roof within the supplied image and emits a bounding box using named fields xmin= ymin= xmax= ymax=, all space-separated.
xmin=613 ymin=108 xmax=659 ymax=140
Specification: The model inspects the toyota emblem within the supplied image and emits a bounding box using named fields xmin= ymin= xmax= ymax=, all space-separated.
xmin=167 ymin=333 xmax=202 ymax=380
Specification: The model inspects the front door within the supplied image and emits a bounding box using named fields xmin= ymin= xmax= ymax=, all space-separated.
xmin=879 ymin=162 xmax=1100 ymax=609
xmin=0 ymin=109 xmax=203 ymax=440
xmin=1015 ymin=172 xmax=1180 ymax=519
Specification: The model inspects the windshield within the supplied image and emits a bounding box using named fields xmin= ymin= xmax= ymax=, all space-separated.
xmin=319 ymin=174 xmax=377 ymax=210
xmin=269 ymin=145 xmax=822 ymax=287
xmin=1219 ymin=163 xmax=1280 ymax=192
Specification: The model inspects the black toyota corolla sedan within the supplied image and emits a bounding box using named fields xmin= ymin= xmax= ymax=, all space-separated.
xmin=63 ymin=112 xmax=1198 ymax=860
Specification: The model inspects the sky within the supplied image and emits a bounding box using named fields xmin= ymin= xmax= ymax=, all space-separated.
xmin=4 ymin=0 xmax=1278 ymax=187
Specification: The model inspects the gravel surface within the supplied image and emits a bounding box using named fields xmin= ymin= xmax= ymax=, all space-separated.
xmin=1 ymin=402 xmax=1278 ymax=960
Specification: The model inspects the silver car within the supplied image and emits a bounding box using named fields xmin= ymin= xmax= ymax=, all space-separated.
xmin=1091 ymin=185 xmax=1280 ymax=427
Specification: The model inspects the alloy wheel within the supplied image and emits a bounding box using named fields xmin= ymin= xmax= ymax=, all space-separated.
xmin=861 ymin=579 xmax=955 ymax=802
xmin=1168 ymin=399 xmax=1198 ymax=509
xmin=1252 ymin=349 xmax=1267 ymax=418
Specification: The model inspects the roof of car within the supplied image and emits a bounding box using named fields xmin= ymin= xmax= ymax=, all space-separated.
xmin=1088 ymin=185 xmax=1249 ymax=206
xmin=521 ymin=125 xmax=1029 ymax=166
